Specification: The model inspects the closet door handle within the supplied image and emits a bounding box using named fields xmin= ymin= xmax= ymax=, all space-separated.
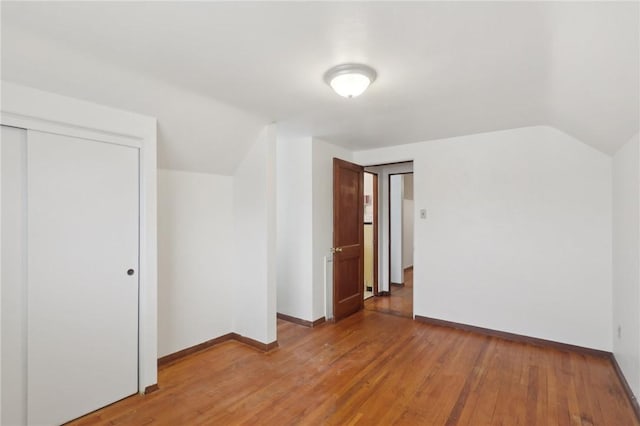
xmin=127 ymin=269 xmax=135 ymax=276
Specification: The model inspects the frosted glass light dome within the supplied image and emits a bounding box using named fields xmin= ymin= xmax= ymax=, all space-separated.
xmin=324 ymin=64 xmax=377 ymax=98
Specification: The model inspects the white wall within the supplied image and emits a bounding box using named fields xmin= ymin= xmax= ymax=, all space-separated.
xmin=403 ymin=174 xmax=414 ymax=200
xmin=312 ymin=139 xmax=353 ymax=320
xmin=390 ymin=175 xmax=404 ymax=284
xmin=157 ymin=169 xmax=234 ymax=357
xmin=403 ymin=174 xmax=415 ymax=269
xmin=612 ymin=132 xmax=640 ymax=397
xmin=403 ymin=197 xmax=414 ymax=269
xmin=276 ymin=137 xmax=314 ymax=321
xmin=364 ymin=172 xmax=374 ymax=223
xmin=355 ymin=126 xmax=612 ymax=350
xmin=233 ymin=125 xmax=277 ymax=344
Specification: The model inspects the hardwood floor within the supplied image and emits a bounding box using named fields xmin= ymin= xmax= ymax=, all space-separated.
xmin=70 ymin=310 xmax=637 ymax=426
xmin=365 ymin=267 xmax=413 ymax=318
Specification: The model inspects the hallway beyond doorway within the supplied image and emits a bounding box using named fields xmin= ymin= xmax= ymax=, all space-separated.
xmin=364 ymin=267 xmax=413 ymax=318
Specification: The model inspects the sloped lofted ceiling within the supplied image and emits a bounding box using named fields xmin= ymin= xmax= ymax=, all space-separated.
xmin=1 ymin=1 xmax=638 ymax=174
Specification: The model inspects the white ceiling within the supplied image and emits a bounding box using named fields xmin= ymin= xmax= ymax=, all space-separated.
xmin=2 ymin=1 xmax=638 ymax=174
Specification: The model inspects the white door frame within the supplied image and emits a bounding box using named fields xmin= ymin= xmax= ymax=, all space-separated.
xmin=0 ymin=81 xmax=158 ymax=394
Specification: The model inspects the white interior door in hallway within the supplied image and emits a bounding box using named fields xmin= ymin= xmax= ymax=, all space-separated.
xmin=2 ymin=127 xmax=140 ymax=425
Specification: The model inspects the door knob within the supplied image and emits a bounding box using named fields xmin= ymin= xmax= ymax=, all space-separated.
xmin=332 ymin=247 xmax=343 ymax=253
xmin=127 ymin=269 xmax=135 ymax=276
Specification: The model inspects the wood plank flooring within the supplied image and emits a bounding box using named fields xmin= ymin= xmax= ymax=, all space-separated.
xmin=365 ymin=267 xmax=413 ymax=318
xmin=70 ymin=310 xmax=636 ymax=426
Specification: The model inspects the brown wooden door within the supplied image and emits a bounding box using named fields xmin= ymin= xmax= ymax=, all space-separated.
xmin=333 ymin=158 xmax=364 ymax=321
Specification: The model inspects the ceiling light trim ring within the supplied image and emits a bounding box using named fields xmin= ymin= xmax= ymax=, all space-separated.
xmin=324 ymin=63 xmax=377 ymax=98
xmin=323 ymin=63 xmax=377 ymax=85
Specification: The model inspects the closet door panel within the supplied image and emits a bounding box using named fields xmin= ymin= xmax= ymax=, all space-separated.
xmin=1 ymin=125 xmax=28 ymax=426
xmin=27 ymin=131 xmax=139 ymax=425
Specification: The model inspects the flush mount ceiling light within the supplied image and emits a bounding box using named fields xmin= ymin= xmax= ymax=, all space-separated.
xmin=324 ymin=63 xmax=377 ymax=98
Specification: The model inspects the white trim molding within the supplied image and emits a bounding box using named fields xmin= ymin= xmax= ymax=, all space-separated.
xmin=0 ymin=81 xmax=158 ymax=394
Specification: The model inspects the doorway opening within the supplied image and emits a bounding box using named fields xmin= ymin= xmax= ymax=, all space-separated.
xmin=331 ymin=159 xmax=413 ymax=322
xmin=363 ymin=162 xmax=414 ymax=319
xmin=363 ymin=172 xmax=378 ymax=301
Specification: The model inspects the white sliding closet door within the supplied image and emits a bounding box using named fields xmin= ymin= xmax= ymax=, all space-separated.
xmin=1 ymin=125 xmax=28 ymax=426
xmin=27 ymin=131 xmax=139 ymax=425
